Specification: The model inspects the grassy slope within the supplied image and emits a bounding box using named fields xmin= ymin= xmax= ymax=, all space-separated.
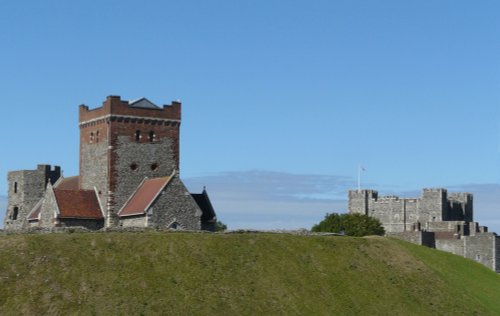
xmin=0 ymin=233 xmax=499 ymax=315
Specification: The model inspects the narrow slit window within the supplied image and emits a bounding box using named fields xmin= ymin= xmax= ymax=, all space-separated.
xmin=90 ymin=132 xmax=94 ymax=143
xmin=135 ymin=130 xmax=141 ymax=142
xmin=96 ymin=131 xmax=100 ymax=143
xmin=14 ymin=182 xmax=17 ymax=194
xmin=149 ymin=131 xmax=155 ymax=142
xmin=12 ymin=207 xmax=19 ymax=220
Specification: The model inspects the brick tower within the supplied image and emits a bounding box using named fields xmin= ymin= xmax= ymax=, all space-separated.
xmin=79 ymin=96 xmax=181 ymax=227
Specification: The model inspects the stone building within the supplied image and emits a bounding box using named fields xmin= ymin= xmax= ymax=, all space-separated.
xmin=4 ymin=96 xmax=216 ymax=231
xmin=349 ymin=189 xmax=500 ymax=272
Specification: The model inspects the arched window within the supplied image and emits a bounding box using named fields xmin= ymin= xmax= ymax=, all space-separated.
xmin=96 ymin=130 xmax=100 ymax=143
xmin=12 ymin=207 xmax=19 ymax=220
xmin=149 ymin=131 xmax=155 ymax=142
xmin=14 ymin=182 xmax=17 ymax=194
xmin=169 ymin=222 xmax=180 ymax=230
xmin=135 ymin=130 xmax=141 ymax=142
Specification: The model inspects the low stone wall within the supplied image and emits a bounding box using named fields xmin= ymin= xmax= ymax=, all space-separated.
xmin=386 ymin=231 xmax=435 ymax=247
xmin=435 ymin=238 xmax=464 ymax=257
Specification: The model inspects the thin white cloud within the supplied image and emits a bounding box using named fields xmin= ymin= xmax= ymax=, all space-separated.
xmin=185 ymin=171 xmax=500 ymax=233
xmin=184 ymin=170 xmax=353 ymax=230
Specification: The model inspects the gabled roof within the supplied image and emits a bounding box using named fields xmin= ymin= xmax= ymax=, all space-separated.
xmin=129 ymin=97 xmax=160 ymax=109
xmin=119 ymin=174 xmax=175 ymax=217
xmin=27 ymin=199 xmax=43 ymax=221
xmin=55 ymin=176 xmax=80 ymax=190
xmin=191 ymin=189 xmax=217 ymax=223
xmin=54 ymin=189 xmax=103 ymax=219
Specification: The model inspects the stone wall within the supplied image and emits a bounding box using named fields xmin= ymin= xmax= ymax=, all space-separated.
xmin=113 ymin=136 xmax=177 ymax=220
xmin=120 ymin=215 xmax=147 ymax=228
xmin=5 ymin=165 xmax=60 ymax=230
xmin=147 ymin=175 xmax=202 ymax=230
xmin=464 ymin=233 xmax=497 ymax=271
xmin=348 ymin=189 xmax=474 ymax=234
xmin=348 ymin=190 xmax=369 ymax=215
xmin=448 ymin=193 xmax=473 ymax=221
xmin=426 ymin=221 xmax=463 ymax=233
xmin=419 ymin=189 xmax=446 ymax=223
xmin=39 ymin=184 xmax=58 ymax=228
xmin=58 ymin=218 xmax=104 ymax=230
xmin=496 ymin=236 xmax=500 ymax=272
xmin=80 ymin=125 xmax=109 ymax=209
xmin=435 ymin=238 xmax=464 ymax=257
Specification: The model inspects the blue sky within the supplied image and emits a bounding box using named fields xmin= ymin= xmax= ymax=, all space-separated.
xmin=1 ymin=1 xmax=500 ymax=230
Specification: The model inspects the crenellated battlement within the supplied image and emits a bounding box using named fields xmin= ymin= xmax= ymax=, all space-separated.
xmin=79 ymin=95 xmax=181 ymax=126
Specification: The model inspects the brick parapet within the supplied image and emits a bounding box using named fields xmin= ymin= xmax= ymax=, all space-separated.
xmin=79 ymin=96 xmax=181 ymax=124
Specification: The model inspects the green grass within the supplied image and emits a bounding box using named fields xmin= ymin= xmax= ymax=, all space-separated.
xmin=0 ymin=232 xmax=499 ymax=315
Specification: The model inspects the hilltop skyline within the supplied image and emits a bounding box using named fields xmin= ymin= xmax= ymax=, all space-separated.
xmin=1 ymin=1 xmax=500 ymax=231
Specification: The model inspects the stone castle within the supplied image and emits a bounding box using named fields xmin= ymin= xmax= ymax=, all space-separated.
xmin=4 ymin=96 xmax=216 ymax=231
xmin=349 ymin=189 xmax=500 ymax=272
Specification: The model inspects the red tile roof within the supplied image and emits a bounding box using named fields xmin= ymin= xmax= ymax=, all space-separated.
xmin=55 ymin=176 xmax=80 ymax=190
xmin=119 ymin=176 xmax=173 ymax=217
xmin=54 ymin=189 xmax=103 ymax=219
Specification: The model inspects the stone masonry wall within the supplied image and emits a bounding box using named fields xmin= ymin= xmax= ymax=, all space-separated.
xmin=348 ymin=189 xmax=472 ymax=234
xmin=120 ymin=215 xmax=147 ymax=228
xmin=348 ymin=191 xmax=368 ymax=215
xmin=418 ymin=189 xmax=446 ymax=223
xmin=387 ymin=232 xmax=435 ymax=248
xmin=39 ymin=185 xmax=58 ymax=228
xmin=80 ymin=120 xmax=109 ymax=207
xmin=147 ymin=175 xmax=202 ymax=230
xmin=5 ymin=165 xmax=60 ymax=230
xmin=113 ymin=136 xmax=177 ymax=222
xmin=435 ymin=238 xmax=464 ymax=257
xmin=464 ymin=233 xmax=496 ymax=271
xmin=496 ymin=236 xmax=500 ymax=272
xmin=58 ymin=218 xmax=104 ymax=230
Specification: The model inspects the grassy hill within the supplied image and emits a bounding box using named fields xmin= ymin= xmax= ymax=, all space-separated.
xmin=0 ymin=232 xmax=499 ymax=315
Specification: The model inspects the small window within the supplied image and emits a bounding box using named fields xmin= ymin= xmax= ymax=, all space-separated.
xmin=476 ymin=254 xmax=481 ymax=261
xmin=135 ymin=130 xmax=141 ymax=142
xmin=12 ymin=207 xmax=19 ymax=220
xmin=130 ymin=163 xmax=138 ymax=171
xmin=96 ymin=131 xmax=100 ymax=143
xmin=90 ymin=132 xmax=94 ymax=143
xmin=14 ymin=182 xmax=17 ymax=194
xmin=169 ymin=222 xmax=180 ymax=230
xmin=151 ymin=163 xmax=159 ymax=171
xmin=149 ymin=131 xmax=155 ymax=142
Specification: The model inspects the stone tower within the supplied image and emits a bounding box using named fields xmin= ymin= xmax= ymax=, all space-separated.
xmin=348 ymin=190 xmax=378 ymax=215
xmin=4 ymin=165 xmax=61 ymax=230
xmin=79 ymin=96 xmax=181 ymax=227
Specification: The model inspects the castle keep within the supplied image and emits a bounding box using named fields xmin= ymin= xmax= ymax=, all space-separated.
xmin=4 ymin=96 xmax=216 ymax=231
xmin=349 ymin=189 xmax=500 ymax=272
